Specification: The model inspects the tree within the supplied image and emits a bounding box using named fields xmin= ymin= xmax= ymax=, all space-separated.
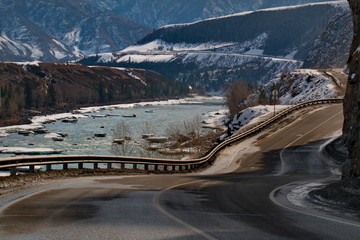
xmin=47 ymin=84 xmax=57 ymax=107
xmin=24 ymin=79 xmax=33 ymax=109
xmin=111 ymin=121 xmax=133 ymax=156
xmin=98 ymin=81 xmax=106 ymax=103
xmin=225 ymin=79 xmax=251 ymax=117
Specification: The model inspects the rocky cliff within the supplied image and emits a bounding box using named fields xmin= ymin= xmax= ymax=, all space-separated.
xmin=342 ymin=0 xmax=360 ymax=176
xmin=303 ymin=11 xmax=352 ymax=68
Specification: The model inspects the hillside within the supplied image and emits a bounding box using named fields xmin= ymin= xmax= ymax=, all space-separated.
xmin=80 ymin=1 xmax=349 ymax=91
xmin=90 ymin=0 xmax=339 ymax=28
xmin=248 ymin=69 xmax=346 ymax=105
xmin=0 ymin=0 xmax=150 ymax=62
xmin=137 ymin=2 xmax=348 ymax=58
xmin=0 ymin=62 xmax=188 ymax=125
xmin=303 ymin=11 xmax=352 ymax=68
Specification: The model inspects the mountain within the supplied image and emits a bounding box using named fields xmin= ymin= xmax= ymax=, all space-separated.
xmin=303 ymin=11 xmax=352 ymax=68
xmin=80 ymin=1 xmax=349 ymax=91
xmin=0 ymin=0 xmax=343 ymax=62
xmin=0 ymin=62 xmax=189 ymax=124
xmin=89 ymin=0 xmax=340 ymax=28
xmin=0 ymin=0 xmax=150 ymax=62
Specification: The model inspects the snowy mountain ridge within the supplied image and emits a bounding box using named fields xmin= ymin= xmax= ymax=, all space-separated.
xmin=160 ymin=0 xmax=348 ymax=30
xmin=0 ymin=0 xmax=150 ymax=62
xmin=89 ymin=0 xmax=343 ymax=28
xmin=81 ymin=1 xmax=348 ymax=91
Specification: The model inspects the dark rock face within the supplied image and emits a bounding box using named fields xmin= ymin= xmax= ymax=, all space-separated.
xmin=342 ymin=0 xmax=360 ymax=175
xmin=303 ymin=11 xmax=353 ymax=69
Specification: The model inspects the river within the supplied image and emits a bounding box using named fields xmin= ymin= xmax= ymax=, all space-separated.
xmin=0 ymin=97 xmax=226 ymax=159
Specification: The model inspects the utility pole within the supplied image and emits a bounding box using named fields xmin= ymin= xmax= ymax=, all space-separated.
xmin=271 ymin=89 xmax=278 ymax=116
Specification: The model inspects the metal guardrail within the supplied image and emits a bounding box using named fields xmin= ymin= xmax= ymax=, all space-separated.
xmin=0 ymin=98 xmax=343 ymax=176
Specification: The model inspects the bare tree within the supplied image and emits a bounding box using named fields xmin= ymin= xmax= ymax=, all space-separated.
xmin=111 ymin=121 xmax=133 ymax=156
xmin=225 ymin=79 xmax=251 ymax=117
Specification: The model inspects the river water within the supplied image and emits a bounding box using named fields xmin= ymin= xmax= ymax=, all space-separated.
xmin=0 ymin=98 xmax=226 ymax=159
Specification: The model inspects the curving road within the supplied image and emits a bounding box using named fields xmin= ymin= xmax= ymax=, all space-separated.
xmin=0 ymin=104 xmax=359 ymax=240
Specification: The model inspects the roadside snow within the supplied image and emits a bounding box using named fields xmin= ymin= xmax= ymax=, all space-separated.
xmin=202 ymin=109 xmax=228 ymax=129
xmin=248 ymin=69 xmax=341 ymax=105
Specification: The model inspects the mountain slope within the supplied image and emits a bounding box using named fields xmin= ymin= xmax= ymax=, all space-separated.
xmin=303 ymin=11 xmax=352 ymax=68
xmin=90 ymin=0 xmax=340 ymax=28
xmin=0 ymin=0 xmax=150 ymax=62
xmin=0 ymin=62 xmax=188 ymax=123
xmin=138 ymin=2 xmax=348 ymax=58
xmin=80 ymin=1 xmax=349 ymax=91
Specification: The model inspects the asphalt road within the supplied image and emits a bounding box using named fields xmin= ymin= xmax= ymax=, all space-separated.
xmin=0 ymin=104 xmax=359 ymax=240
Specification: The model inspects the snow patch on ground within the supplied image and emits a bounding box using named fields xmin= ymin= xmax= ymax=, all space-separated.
xmin=220 ymin=105 xmax=289 ymax=140
xmin=248 ymin=69 xmax=340 ymax=105
xmin=202 ymin=109 xmax=228 ymax=129
xmin=244 ymin=48 xmax=264 ymax=55
xmin=122 ymin=39 xmax=237 ymax=53
xmin=32 ymin=113 xmax=88 ymax=124
xmin=287 ymin=182 xmax=325 ymax=208
xmin=0 ymin=147 xmax=61 ymax=154
xmin=116 ymin=54 xmax=176 ymax=63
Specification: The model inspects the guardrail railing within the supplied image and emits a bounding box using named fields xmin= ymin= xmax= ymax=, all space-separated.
xmin=0 ymin=98 xmax=343 ymax=176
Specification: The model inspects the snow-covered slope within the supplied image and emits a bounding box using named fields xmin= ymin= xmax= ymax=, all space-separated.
xmin=138 ymin=1 xmax=349 ymax=58
xmin=80 ymin=1 xmax=348 ymax=91
xmin=0 ymin=0 xmax=150 ymax=62
xmin=249 ymin=69 xmax=343 ymax=105
xmin=220 ymin=68 xmax=345 ymax=141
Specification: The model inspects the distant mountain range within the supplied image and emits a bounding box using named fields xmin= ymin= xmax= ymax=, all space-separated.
xmin=0 ymin=0 xmax=150 ymax=62
xmin=80 ymin=1 xmax=351 ymax=91
xmin=0 ymin=0 xmax=343 ymax=62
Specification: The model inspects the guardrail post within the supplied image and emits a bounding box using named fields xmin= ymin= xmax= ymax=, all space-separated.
xmin=164 ymin=165 xmax=168 ymax=171
xmin=154 ymin=165 xmax=158 ymax=171
xmin=107 ymin=163 xmax=112 ymax=169
xmin=120 ymin=163 xmax=125 ymax=169
xmin=29 ymin=165 xmax=35 ymax=173
xmin=63 ymin=163 xmax=68 ymax=170
xmin=133 ymin=163 xmax=137 ymax=170
xmin=46 ymin=164 xmax=51 ymax=171
xmin=144 ymin=164 xmax=148 ymax=171
xmin=172 ymin=165 xmax=175 ymax=171
xmin=10 ymin=167 xmax=16 ymax=176
xmin=94 ymin=163 xmax=98 ymax=169
xmin=78 ymin=163 xmax=83 ymax=169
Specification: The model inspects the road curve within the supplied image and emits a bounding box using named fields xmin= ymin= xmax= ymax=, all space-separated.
xmin=0 ymin=104 xmax=359 ymax=240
